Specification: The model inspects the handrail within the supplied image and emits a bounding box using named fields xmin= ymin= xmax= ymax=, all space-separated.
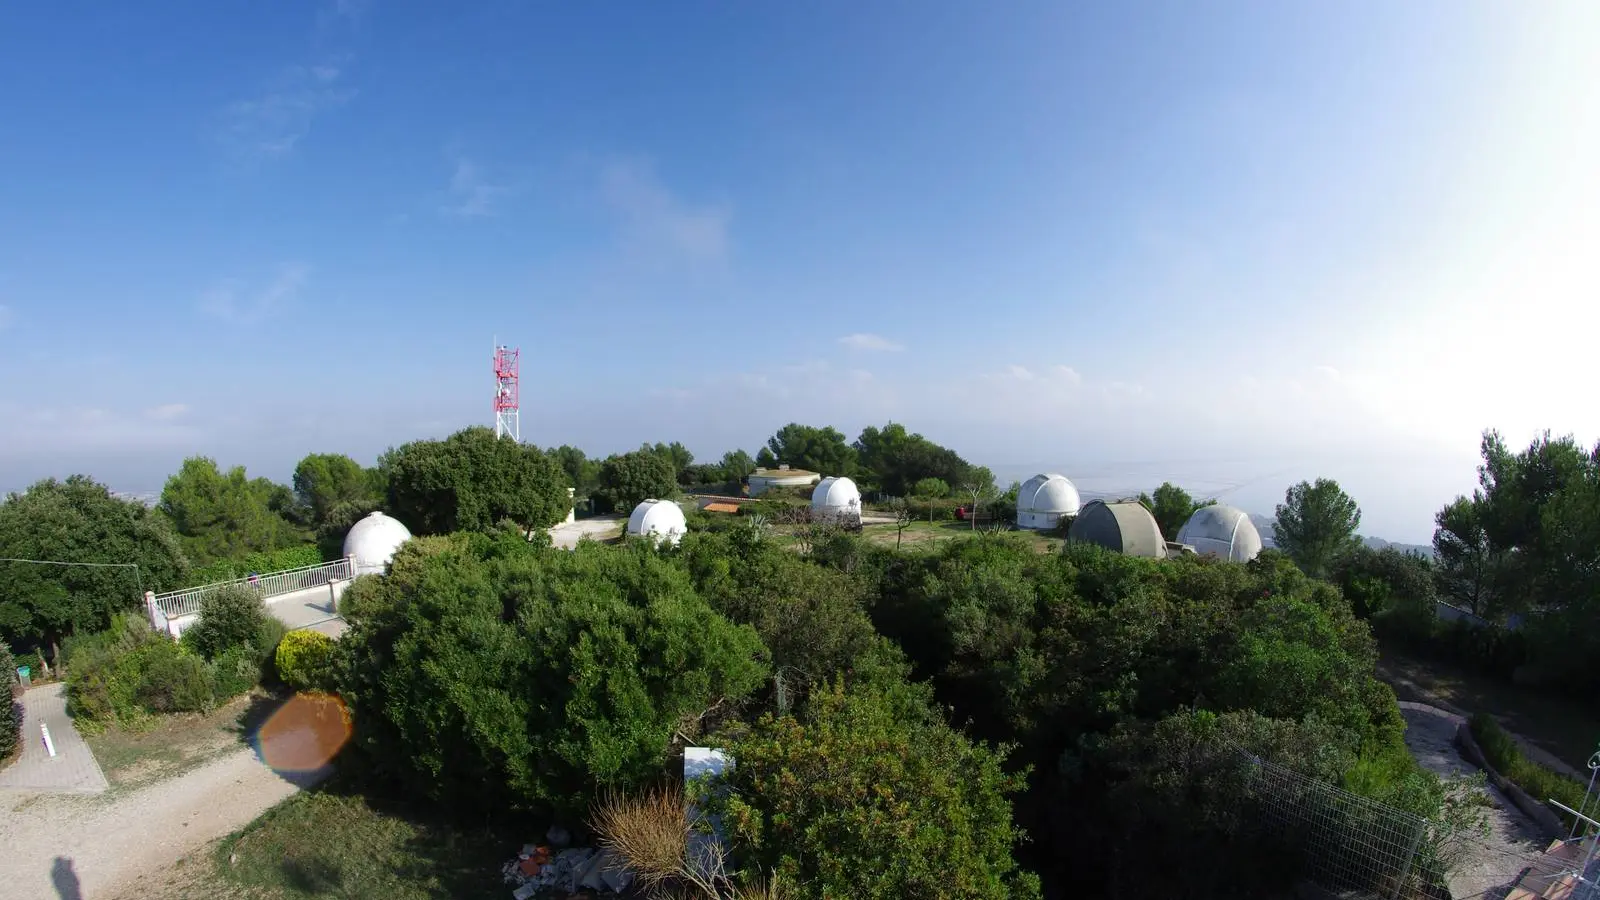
xmin=153 ymin=558 xmax=353 ymax=619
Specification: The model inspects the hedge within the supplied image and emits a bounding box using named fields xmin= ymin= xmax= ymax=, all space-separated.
xmin=1468 ymin=712 xmax=1587 ymax=825
xmin=189 ymin=545 xmax=324 ymax=585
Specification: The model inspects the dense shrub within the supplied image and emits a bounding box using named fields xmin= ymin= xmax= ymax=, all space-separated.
xmin=1 ymin=641 xmax=20 ymax=760
xmin=707 ymin=682 xmax=1040 ymax=900
xmin=337 ymin=533 xmax=768 ymax=815
xmin=1469 ymin=712 xmax=1586 ymax=823
xmin=188 ymin=544 xmax=323 ymax=585
xmin=65 ymin=617 xmax=218 ymax=721
xmin=275 ymin=630 xmax=336 ymax=691
xmin=182 ymin=585 xmax=273 ymax=661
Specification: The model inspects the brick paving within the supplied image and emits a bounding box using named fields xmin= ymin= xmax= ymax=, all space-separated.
xmin=0 ymin=682 xmax=109 ymax=794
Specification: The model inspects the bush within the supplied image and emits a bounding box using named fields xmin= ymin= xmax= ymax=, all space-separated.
xmin=705 ymin=682 xmax=1040 ymax=900
xmin=1469 ymin=712 xmax=1587 ymax=824
xmin=275 ymin=630 xmax=336 ymax=691
xmin=135 ymin=641 xmax=214 ymax=713
xmin=0 ymin=641 xmax=20 ymax=760
xmin=182 ymin=585 xmax=272 ymax=661
xmin=339 ymin=533 xmax=769 ymax=815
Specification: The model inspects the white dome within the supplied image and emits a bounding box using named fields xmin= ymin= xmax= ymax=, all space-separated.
xmin=627 ymin=499 xmax=687 ymax=546
xmin=811 ymin=477 xmax=862 ymax=512
xmin=343 ymin=511 xmax=413 ymax=575
xmin=1176 ymin=504 xmax=1263 ymax=563
xmin=1016 ymin=473 xmax=1081 ymax=530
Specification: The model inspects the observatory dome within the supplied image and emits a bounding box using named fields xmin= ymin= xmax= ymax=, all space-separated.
xmin=1176 ymin=504 xmax=1263 ymax=563
xmin=627 ymin=499 xmax=688 ymax=546
xmin=1016 ymin=473 xmax=1082 ymax=530
xmin=1067 ymin=500 xmax=1166 ymax=558
xmin=343 ymin=511 xmax=413 ymax=575
xmin=810 ymin=476 xmax=862 ymax=524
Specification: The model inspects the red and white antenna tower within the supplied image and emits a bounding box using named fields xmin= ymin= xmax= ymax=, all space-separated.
xmin=493 ymin=342 xmax=520 ymax=442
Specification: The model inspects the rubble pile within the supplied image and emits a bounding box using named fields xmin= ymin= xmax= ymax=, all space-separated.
xmin=501 ymin=826 xmax=635 ymax=899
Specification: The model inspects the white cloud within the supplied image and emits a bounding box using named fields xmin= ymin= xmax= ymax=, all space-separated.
xmin=601 ymin=160 xmax=730 ymax=264
xmin=145 ymin=403 xmax=189 ymax=421
xmin=440 ymin=156 xmax=515 ymax=218
xmin=838 ymin=333 xmax=905 ymax=353
xmin=219 ymin=62 xmax=356 ymax=162
xmin=198 ymin=263 xmax=309 ymax=324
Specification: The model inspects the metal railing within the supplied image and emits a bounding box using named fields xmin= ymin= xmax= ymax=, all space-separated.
xmin=153 ymin=558 xmax=354 ymax=619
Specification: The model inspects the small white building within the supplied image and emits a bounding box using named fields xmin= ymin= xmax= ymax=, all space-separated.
xmin=1016 ymin=473 xmax=1082 ymax=530
xmin=810 ymin=476 xmax=862 ymax=526
xmin=1176 ymin=504 xmax=1264 ymax=563
xmin=747 ymin=466 xmax=822 ymax=497
xmin=627 ymin=499 xmax=688 ymax=546
xmin=344 ymin=511 xmax=413 ymax=575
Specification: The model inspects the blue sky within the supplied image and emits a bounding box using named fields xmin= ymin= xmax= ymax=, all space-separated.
xmin=2 ymin=1 xmax=1596 ymax=542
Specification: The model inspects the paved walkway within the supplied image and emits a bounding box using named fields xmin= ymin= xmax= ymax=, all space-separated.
xmin=0 ymin=683 xmax=108 ymax=794
xmin=1399 ymin=701 xmax=1549 ymax=900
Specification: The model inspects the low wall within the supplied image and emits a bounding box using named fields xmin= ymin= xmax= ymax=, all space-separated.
xmin=1454 ymin=722 xmax=1565 ymax=838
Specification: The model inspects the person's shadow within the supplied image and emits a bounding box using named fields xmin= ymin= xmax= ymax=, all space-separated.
xmin=51 ymin=856 xmax=82 ymax=900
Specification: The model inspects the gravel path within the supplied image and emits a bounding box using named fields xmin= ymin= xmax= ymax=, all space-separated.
xmin=1398 ymin=701 xmax=1549 ymax=900
xmin=0 ymin=738 xmax=324 ymax=899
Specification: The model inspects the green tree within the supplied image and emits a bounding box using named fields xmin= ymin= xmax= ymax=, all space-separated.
xmin=292 ymin=453 xmax=383 ymax=527
xmin=1273 ymin=478 xmax=1362 ymax=578
xmin=159 ymin=457 xmax=307 ymax=564
xmin=596 ymin=450 xmax=679 ymax=513
xmin=384 ymin=427 xmax=571 ymax=535
xmin=1330 ymin=545 xmax=1435 ymax=620
xmin=0 ymin=477 xmax=189 ymax=654
xmin=643 ymin=441 xmax=694 ymax=476
xmin=1432 ymin=496 xmax=1494 ymax=615
xmin=1138 ymin=482 xmax=1207 ymax=541
xmin=707 ymin=682 xmax=1041 ymax=900
xmin=912 ymin=477 xmax=950 ymax=499
xmin=719 ymin=449 xmax=756 ymax=484
xmin=337 ymin=534 xmax=768 ymax=814
xmin=854 ymin=423 xmax=973 ymax=496
xmin=763 ymin=423 xmax=857 ymax=476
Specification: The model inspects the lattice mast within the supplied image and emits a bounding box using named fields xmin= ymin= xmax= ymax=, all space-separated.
xmin=493 ymin=343 xmax=520 ymax=442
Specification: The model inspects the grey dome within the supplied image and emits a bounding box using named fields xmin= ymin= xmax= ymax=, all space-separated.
xmin=1176 ymin=504 xmax=1263 ymax=562
xmin=1067 ymin=500 xmax=1166 ymax=558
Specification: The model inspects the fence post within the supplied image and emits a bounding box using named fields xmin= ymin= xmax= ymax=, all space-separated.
xmin=1389 ymin=817 xmax=1426 ymax=900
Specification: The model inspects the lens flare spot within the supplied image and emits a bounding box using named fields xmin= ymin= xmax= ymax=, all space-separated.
xmin=254 ymin=692 xmax=352 ymax=773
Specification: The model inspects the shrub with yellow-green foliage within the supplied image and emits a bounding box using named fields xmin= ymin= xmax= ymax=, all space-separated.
xmin=275 ymin=629 xmax=337 ymax=692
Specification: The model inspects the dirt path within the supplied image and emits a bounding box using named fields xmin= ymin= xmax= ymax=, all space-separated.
xmin=0 ymin=742 xmax=324 ymax=899
xmin=1398 ymin=702 xmax=1550 ymax=900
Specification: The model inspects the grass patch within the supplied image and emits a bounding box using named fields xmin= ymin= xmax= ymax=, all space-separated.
xmin=1376 ymin=644 xmax=1600 ymax=773
xmin=861 ymin=520 xmax=1061 ymax=553
xmin=1468 ymin=712 xmax=1590 ymax=825
xmin=212 ymin=782 xmax=524 ymax=899
xmin=83 ymin=691 xmax=269 ymax=787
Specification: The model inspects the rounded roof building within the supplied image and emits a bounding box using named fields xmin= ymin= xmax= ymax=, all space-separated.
xmin=344 ymin=511 xmax=413 ymax=575
xmin=627 ymin=499 xmax=688 ymax=546
xmin=811 ymin=476 xmax=862 ymax=517
xmin=1067 ymin=500 xmax=1167 ymax=558
xmin=1176 ymin=504 xmax=1263 ymax=563
xmin=1017 ymin=473 xmax=1082 ymax=530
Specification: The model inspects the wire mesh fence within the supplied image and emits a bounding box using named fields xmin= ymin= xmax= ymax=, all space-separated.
xmin=1236 ymin=748 xmax=1440 ymax=900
